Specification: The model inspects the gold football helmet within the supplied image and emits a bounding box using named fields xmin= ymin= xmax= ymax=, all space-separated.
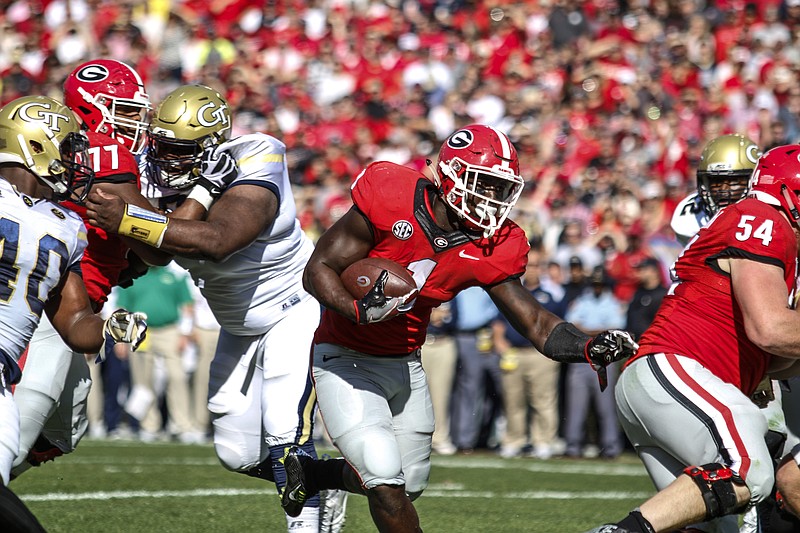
xmin=697 ymin=134 xmax=760 ymax=214
xmin=0 ymin=95 xmax=94 ymax=201
xmin=146 ymin=84 xmax=231 ymax=190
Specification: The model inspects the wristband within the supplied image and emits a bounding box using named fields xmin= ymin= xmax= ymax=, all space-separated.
xmin=542 ymin=322 xmax=592 ymax=364
xmin=187 ymin=184 xmax=215 ymax=211
xmin=117 ymin=204 xmax=169 ymax=248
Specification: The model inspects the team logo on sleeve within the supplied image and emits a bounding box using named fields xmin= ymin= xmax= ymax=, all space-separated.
xmin=51 ymin=208 xmax=65 ymax=220
xmin=392 ymin=220 xmax=413 ymax=240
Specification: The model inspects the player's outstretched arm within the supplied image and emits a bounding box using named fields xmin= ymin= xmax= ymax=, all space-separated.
xmin=488 ymin=278 xmax=637 ymax=388
xmin=91 ymin=181 xmax=174 ymax=267
xmin=487 ymin=279 xmax=568 ymax=355
xmin=45 ymin=272 xmax=148 ymax=356
xmin=86 ymin=184 xmax=276 ymax=261
xmin=303 ymin=207 xmax=375 ymax=322
xmin=44 ymin=271 xmax=110 ymax=354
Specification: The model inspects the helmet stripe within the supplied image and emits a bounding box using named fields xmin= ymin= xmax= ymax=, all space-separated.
xmin=126 ymin=62 xmax=145 ymax=86
xmin=487 ymin=125 xmax=511 ymax=168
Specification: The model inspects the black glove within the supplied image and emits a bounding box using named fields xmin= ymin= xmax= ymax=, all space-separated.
xmin=584 ymin=330 xmax=638 ymax=391
xmin=195 ymin=145 xmax=238 ymax=198
xmin=352 ymin=270 xmax=413 ymax=325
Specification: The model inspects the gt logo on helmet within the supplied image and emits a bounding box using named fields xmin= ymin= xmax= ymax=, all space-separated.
xmin=746 ymin=144 xmax=760 ymax=164
xmin=447 ymin=129 xmax=474 ymax=149
xmin=75 ymin=64 xmax=110 ymax=83
xmin=197 ymin=102 xmax=229 ymax=128
xmin=18 ymin=102 xmax=71 ymax=132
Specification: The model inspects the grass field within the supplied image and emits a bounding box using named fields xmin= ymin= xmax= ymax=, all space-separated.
xmin=10 ymin=439 xmax=656 ymax=533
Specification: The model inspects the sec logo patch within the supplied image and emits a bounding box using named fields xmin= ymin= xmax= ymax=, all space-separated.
xmin=392 ymin=220 xmax=413 ymax=240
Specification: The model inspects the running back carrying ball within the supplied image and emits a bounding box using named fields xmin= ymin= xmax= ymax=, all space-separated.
xmin=341 ymin=258 xmax=417 ymax=299
xmin=341 ymin=258 xmax=418 ymax=325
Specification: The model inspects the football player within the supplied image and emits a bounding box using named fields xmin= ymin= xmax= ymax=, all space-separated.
xmin=11 ymin=59 xmax=173 ymax=478
xmin=63 ymin=58 xmax=151 ymax=156
xmin=0 ymin=95 xmax=146 ymax=524
xmin=85 ymin=84 xmax=346 ymax=533
xmin=281 ymin=124 xmax=637 ymax=532
xmin=670 ymin=134 xmax=760 ymax=246
xmin=670 ymin=135 xmax=799 ymax=532
xmin=590 ymin=145 xmax=800 ymax=532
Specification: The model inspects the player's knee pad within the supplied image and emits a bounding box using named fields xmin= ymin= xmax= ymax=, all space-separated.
xmin=13 ymin=388 xmax=57 ymax=464
xmin=214 ymin=442 xmax=251 ymax=472
xmin=683 ymin=463 xmax=745 ymax=519
xmin=402 ymin=457 xmax=430 ymax=500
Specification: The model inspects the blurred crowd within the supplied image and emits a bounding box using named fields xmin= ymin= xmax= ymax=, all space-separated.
xmin=5 ymin=0 xmax=798 ymax=454
xmin=5 ymin=0 xmax=800 ymax=263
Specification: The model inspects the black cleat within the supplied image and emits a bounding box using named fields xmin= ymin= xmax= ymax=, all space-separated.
xmin=281 ymin=446 xmax=313 ymax=518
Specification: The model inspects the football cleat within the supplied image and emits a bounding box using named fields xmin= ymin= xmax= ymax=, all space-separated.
xmin=319 ymin=488 xmax=348 ymax=533
xmin=281 ymin=446 xmax=315 ymax=518
xmin=27 ymin=435 xmax=64 ymax=467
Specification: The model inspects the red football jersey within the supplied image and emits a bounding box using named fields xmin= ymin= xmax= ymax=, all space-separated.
xmin=634 ymin=198 xmax=798 ymax=395
xmin=314 ymin=161 xmax=529 ymax=355
xmin=61 ymin=131 xmax=138 ymax=309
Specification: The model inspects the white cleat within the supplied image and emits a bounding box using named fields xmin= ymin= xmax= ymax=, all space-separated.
xmin=318 ymin=489 xmax=348 ymax=533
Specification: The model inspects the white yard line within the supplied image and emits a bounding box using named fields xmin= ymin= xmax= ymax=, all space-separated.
xmin=19 ymin=486 xmax=652 ymax=502
xmin=63 ymin=456 xmax=648 ymax=477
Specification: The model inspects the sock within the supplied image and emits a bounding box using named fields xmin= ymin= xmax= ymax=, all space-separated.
xmin=286 ymin=506 xmax=319 ymax=532
xmin=617 ymin=510 xmax=656 ymax=533
xmin=244 ymin=458 xmax=275 ymax=482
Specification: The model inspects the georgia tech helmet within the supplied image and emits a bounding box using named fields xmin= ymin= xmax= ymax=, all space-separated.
xmin=748 ymin=144 xmax=800 ymax=228
xmin=146 ymin=84 xmax=231 ymax=190
xmin=436 ymin=124 xmax=524 ymax=238
xmin=0 ymin=96 xmax=94 ymax=202
xmin=697 ymin=134 xmax=760 ymax=215
xmin=63 ymin=59 xmax=151 ymax=155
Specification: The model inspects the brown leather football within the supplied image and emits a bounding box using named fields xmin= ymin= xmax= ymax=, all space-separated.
xmin=340 ymin=257 xmax=418 ymax=300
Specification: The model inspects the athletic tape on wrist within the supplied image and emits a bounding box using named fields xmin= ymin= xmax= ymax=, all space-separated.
xmin=117 ymin=204 xmax=169 ymax=248
xmin=187 ymin=185 xmax=215 ymax=211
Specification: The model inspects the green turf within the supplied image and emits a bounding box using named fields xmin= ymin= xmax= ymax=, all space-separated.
xmin=10 ymin=440 xmax=655 ymax=532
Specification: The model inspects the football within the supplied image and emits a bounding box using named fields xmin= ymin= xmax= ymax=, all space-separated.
xmin=340 ymin=257 xmax=418 ymax=300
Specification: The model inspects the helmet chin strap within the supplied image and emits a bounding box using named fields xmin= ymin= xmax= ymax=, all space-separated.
xmin=474 ymin=203 xmax=498 ymax=238
xmin=781 ymin=184 xmax=800 ymax=227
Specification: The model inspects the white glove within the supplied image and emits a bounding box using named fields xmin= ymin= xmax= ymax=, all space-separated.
xmin=196 ymin=145 xmax=238 ymax=197
xmin=102 ymin=309 xmax=148 ymax=353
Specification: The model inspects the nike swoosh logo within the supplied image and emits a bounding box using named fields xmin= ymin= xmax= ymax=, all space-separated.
xmin=322 ymin=354 xmax=341 ymax=362
xmin=287 ymin=487 xmax=305 ymax=502
xmin=459 ymin=250 xmax=480 ymax=260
